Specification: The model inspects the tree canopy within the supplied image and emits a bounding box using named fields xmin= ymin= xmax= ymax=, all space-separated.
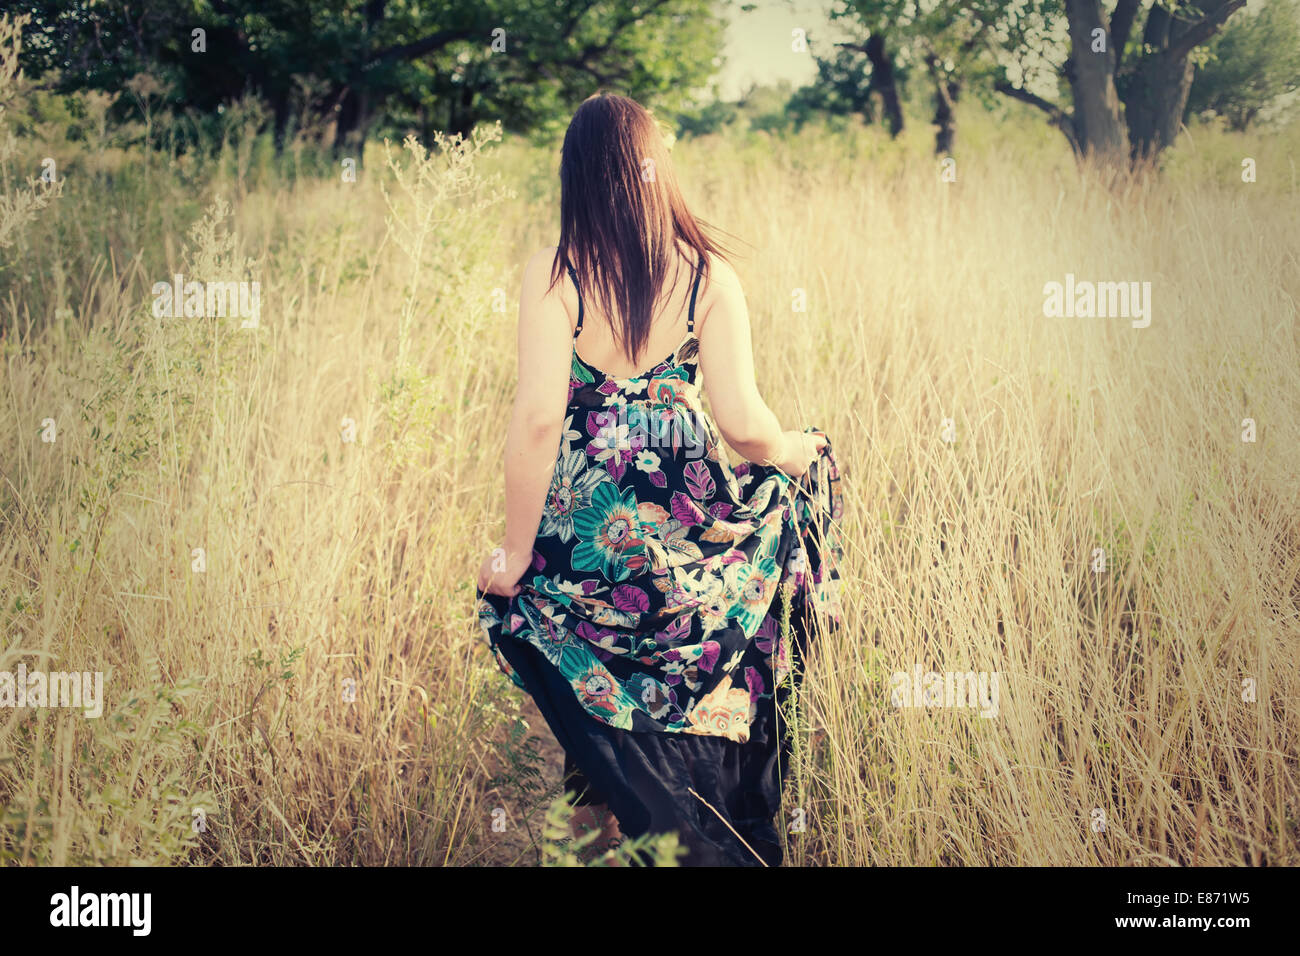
xmin=7 ymin=0 xmax=727 ymax=155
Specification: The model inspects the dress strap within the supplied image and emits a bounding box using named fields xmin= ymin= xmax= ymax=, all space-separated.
xmin=565 ymin=258 xmax=584 ymax=338
xmin=568 ymin=253 xmax=700 ymax=337
xmin=687 ymin=253 xmax=704 ymax=333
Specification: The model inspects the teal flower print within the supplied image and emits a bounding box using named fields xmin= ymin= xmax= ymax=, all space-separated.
xmin=727 ymin=556 xmax=779 ymax=636
xmin=571 ymin=480 xmax=645 ymax=582
xmin=541 ymin=451 xmax=607 ymax=542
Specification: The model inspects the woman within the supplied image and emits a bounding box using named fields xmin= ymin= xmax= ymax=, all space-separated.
xmin=475 ymin=92 xmax=843 ymax=867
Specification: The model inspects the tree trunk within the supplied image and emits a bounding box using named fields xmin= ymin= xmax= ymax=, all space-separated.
xmin=1124 ymin=52 xmax=1194 ymax=162
xmin=420 ymin=103 xmax=435 ymax=147
xmin=865 ymin=34 xmax=904 ymax=138
xmin=333 ymin=86 xmax=371 ymax=163
xmin=1063 ymin=0 xmax=1130 ymax=164
xmin=332 ymin=0 xmax=385 ymax=162
xmin=1121 ymin=2 xmax=1245 ymax=162
xmin=928 ymin=56 xmax=957 ymax=155
xmin=271 ymin=87 xmax=291 ymax=154
xmin=443 ymin=83 xmax=472 ymax=141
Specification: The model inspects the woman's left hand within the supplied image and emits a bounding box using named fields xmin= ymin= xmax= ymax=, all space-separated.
xmin=477 ymin=545 xmax=533 ymax=598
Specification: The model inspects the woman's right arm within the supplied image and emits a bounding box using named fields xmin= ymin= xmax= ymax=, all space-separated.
xmin=698 ymin=261 xmax=822 ymax=475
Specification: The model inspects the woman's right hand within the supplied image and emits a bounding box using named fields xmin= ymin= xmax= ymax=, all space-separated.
xmin=770 ymin=429 xmax=827 ymax=478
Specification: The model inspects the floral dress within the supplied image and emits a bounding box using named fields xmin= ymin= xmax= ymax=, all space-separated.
xmin=477 ymin=253 xmax=844 ymax=866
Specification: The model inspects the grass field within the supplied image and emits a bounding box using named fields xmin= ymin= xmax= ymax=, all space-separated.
xmin=2 ymin=39 xmax=1299 ymax=864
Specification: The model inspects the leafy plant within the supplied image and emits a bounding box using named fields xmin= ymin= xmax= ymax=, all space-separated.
xmin=538 ymin=793 xmax=686 ymax=868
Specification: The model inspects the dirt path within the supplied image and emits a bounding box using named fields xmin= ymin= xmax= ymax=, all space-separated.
xmin=480 ymin=693 xmax=570 ymax=866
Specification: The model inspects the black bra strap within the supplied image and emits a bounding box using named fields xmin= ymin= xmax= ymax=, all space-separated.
xmin=567 ymin=253 xmax=701 ymax=337
xmin=687 ymin=253 xmax=704 ymax=333
xmin=565 ymin=259 xmax=583 ymax=337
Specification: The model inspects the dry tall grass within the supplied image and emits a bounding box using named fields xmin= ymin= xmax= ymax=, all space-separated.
xmin=1 ymin=23 xmax=1297 ymax=863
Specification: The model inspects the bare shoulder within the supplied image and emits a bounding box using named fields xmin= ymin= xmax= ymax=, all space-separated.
xmin=525 ymin=246 xmax=562 ymax=284
xmin=701 ymin=251 xmax=736 ymax=280
xmin=696 ymin=253 xmax=744 ymax=330
xmin=520 ymin=246 xmax=569 ymax=309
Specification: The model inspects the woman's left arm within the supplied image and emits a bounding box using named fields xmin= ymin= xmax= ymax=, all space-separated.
xmin=478 ymin=249 xmax=573 ymax=597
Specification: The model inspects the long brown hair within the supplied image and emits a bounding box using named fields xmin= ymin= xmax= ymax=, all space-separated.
xmin=549 ymin=91 xmax=739 ymax=364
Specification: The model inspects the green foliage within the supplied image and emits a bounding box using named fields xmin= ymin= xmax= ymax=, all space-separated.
xmin=788 ymin=45 xmax=878 ymax=129
xmin=831 ymin=1 xmax=1262 ymax=163
xmin=245 ymin=646 xmax=305 ymax=684
xmin=674 ymin=93 xmax=741 ymax=138
xmin=242 ymin=646 xmax=304 ymax=760
xmin=827 ymin=1 xmax=996 ymax=106
xmin=485 ymin=716 xmax=548 ymax=807
xmin=13 ymin=1 xmax=726 ymax=153
xmin=539 ymin=793 xmax=687 ymax=867
xmin=481 ymin=711 xmax=688 ymax=867
xmin=0 ymin=14 xmax=62 ymax=249
xmin=736 ymin=80 xmax=805 ymax=136
xmin=0 ymin=658 xmax=211 ymax=865
xmin=1185 ymin=0 xmax=1300 ymax=129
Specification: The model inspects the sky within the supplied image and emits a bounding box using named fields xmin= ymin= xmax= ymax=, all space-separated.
xmin=715 ymin=0 xmax=850 ymax=100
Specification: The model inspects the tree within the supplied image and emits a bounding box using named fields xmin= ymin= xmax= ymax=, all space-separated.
xmin=8 ymin=0 xmax=727 ymax=158
xmin=1117 ymin=1 xmax=1247 ymax=162
xmin=830 ymin=1 xmax=1249 ymax=168
xmin=786 ymin=43 xmax=880 ymax=129
xmin=1184 ymin=0 xmax=1300 ymax=129
xmin=826 ymin=3 xmax=914 ymax=138
xmin=996 ymin=0 xmax=1248 ymax=164
xmin=824 ymin=1 xmax=995 ymax=154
